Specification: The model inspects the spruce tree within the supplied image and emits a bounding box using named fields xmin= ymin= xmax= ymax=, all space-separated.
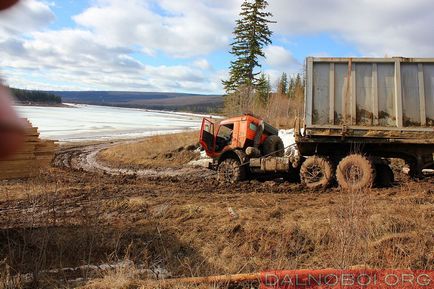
xmin=256 ymin=73 xmax=271 ymax=106
xmin=294 ymin=73 xmax=305 ymax=99
xmin=222 ymin=0 xmax=274 ymax=112
xmin=287 ymin=77 xmax=295 ymax=98
xmin=277 ymin=72 xmax=288 ymax=95
xmin=295 ymin=73 xmax=302 ymax=88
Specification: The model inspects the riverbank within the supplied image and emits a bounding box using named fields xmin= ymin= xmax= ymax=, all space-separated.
xmin=15 ymin=102 xmax=70 ymax=107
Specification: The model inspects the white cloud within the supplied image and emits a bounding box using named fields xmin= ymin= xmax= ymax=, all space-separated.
xmin=193 ymin=59 xmax=211 ymax=70
xmin=73 ymin=0 xmax=239 ymax=58
xmin=270 ymin=0 xmax=434 ymax=56
xmin=0 ymin=29 xmax=220 ymax=93
xmin=0 ymin=0 xmax=228 ymax=93
xmin=264 ymin=45 xmax=300 ymax=71
xmin=0 ymin=0 xmax=54 ymax=36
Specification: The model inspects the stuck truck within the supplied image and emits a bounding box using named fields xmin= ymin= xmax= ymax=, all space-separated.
xmin=199 ymin=114 xmax=299 ymax=183
xmin=199 ymin=57 xmax=434 ymax=190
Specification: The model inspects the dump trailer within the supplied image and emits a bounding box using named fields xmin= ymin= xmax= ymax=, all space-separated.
xmin=296 ymin=57 xmax=434 ymax=189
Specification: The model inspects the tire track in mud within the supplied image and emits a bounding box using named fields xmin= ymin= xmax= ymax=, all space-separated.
xmin=0 ymin=141 xmax=216 ymax=227
xmin=53 ymin=141 xmax=213 ymax=179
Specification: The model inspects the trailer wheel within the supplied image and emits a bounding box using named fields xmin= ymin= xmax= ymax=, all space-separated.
xmin=262 ymin=135 xmax=284 ymax=157
xmin=375 ymin=164 xmax=394 ymax=187
xmin=337 ymin=154 xmax=375 ymax=190
xmin=300 ymin=156 xmax=334 ymax=189
xmin=217 ymin=158 xmax=246 ymax=184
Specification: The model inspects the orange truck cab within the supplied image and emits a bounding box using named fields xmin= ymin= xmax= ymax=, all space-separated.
xmin=199 ymin=114 xmax=300 ymax=183
xmin=200 ymin=114 xmax=278 ymax=159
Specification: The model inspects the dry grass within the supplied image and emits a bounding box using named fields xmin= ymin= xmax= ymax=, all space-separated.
xmin=0 ymin=169 xmax=66 ymax=202
xmin=81 ymin=261 xmax=142 ymax=289
xmin=0 ymin=154 xmax=433 ymax=288
xmin=84 ymin=180 xmax=434 ymax=288
xmin=98 ymin=131 xmax=200 ymax=169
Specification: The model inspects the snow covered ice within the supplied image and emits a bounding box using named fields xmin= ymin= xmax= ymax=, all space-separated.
xmin=16 ymin=104 xmax=205 ymax=142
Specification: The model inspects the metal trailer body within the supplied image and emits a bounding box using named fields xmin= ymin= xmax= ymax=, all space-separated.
xmin=296 ymin=57 xmax=434 ymax=176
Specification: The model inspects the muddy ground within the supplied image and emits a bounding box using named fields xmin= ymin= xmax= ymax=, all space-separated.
xmin=0 ymin=141 xmax=433 ymax=288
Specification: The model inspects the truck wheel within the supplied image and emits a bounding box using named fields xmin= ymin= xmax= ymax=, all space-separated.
xmin=375 ymin=164 xmax=394 ymax=187
xmin=300 ymin=156 xmax=334 ymax=189
xmin=337 ymin=154 xmax=375 ymax=190
xmin=217 ymin=158 xmax=246 ymax=184
xmin=262 ymin=135 xmax=284 ymax=157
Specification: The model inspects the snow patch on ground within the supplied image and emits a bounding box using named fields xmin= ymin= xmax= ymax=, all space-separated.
xmin=279 ymin=129 xmax=296 ymax=148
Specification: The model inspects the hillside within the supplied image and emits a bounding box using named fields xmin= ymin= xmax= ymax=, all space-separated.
xmin=50 ymin=90 xmax=223 ymax=113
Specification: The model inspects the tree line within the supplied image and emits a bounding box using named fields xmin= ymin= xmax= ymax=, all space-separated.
xmin=222 ymin=0 xmax=304 ymax=128
xmin=10 ymin=88 xmax=62 ymax=104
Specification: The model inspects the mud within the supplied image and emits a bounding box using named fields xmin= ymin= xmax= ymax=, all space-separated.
xmin=0 ymin=141 xmax=433 ymax=288
xmin=54 ymin=142 xmax=211 ymax=178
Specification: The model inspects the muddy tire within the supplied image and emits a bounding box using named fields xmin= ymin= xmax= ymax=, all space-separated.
xmin=262 ymin=135 xmax=284 ymax=157
xmin=300 ymin=156 xmax=334 ymax=189
xmin=337 ymin=154 xmax=375 ymax=190
xmin=375 ymin=164 xmax=394 ymax=187
xmin=217 ymin=158 xmax=246 ymax=184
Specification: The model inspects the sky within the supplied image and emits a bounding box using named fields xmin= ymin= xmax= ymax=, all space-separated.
xmin=0 ymin=0 xmax=433 ymax=94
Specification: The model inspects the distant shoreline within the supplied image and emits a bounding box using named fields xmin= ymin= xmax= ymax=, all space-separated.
xmin=15 ymin=102 xmax=71 ymax=108
xmin=10 ymin=88 xmax=223 ymax=114
xmin=15 ymin=101 xmax=223 ymax=117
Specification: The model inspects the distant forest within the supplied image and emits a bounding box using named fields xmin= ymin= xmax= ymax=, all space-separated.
xmin=116 ymin=102 xmax=223 ymax=114
xmin=11 ymin=88 xmax=62 ymax=104
xmin=52 ymin=90 xmax=223 ymax=113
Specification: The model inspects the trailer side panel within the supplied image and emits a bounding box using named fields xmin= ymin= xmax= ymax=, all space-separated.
xmin=305 ymin=57 xmax=434 ymax=139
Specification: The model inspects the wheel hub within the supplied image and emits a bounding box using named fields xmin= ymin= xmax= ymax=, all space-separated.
xmin=306 ymin=164 xmax=324 ymax=183
xmin=223 ymin=166 xmax=235 ymax=180
xmin=345 ymin=165 xmax=363 ymax=184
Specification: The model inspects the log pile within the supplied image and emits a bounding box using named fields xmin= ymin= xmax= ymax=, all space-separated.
xmin=0 ymin=119 xmax=58 ymax=180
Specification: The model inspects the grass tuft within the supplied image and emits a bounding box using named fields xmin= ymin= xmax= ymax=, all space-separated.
xmin=98 ymin=131 xmax=200 ymax=169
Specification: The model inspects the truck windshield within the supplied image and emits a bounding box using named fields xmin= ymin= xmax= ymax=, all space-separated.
xmin=215 ymin=124 xmax=233 ymax=152
xmin=218 ymin=125 xmax=233 ymax=139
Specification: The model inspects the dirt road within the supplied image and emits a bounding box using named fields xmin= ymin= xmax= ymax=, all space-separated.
xmin=54 ymin=141 xmax=210 ymax=178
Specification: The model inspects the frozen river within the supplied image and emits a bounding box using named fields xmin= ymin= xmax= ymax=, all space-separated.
xmin=15 ymin=104 xmax=205 ymax=142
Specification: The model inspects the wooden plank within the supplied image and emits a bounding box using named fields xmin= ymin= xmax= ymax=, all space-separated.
xmin=12 ymin=147 xmax=36 ymax=154
xmin=372 ymin=63 xmax=379 ymax=125
xmin=351 ymin=63 xmax=357 ymax=125
xmin=1 ymin=154 xmax=36 ymax=161
xmin=329 ymin=63 xmax=335 ymax=124
xmin=418 ymin=63 xmax=427 ymax=126
xmin=0 ymin=168 xmax=37 ymax=176
xmin=0 ymin=170 xmax=37 ymax=176
xmin=305 ymin=57 xmax=314 ymax=126
xmin=395 ymin=59 xmax=403 ymax=128
xmin=0 ymin=160 xmax=38 ymax=167
xmin=0 ymin=118 xmax=57 ymax=180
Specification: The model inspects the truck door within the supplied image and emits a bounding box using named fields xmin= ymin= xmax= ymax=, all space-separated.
xmin=200 ymin=118 xmax=215 ymax=153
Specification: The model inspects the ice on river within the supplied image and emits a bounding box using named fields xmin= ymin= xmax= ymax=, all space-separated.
xmin=15 ymin=104 xmax=208 ymax=142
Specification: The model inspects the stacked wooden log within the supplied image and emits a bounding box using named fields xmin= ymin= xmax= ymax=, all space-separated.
xmin=0 ymin=119 xmax=58 ymax=180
